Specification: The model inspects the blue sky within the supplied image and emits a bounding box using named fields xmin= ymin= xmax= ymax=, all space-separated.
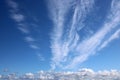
xmin=0 ymin=0 xmax=120 ymax=74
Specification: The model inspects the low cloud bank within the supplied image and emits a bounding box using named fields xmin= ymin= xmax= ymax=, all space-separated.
xmin=0 ymin=68 xmax=120 ymax=80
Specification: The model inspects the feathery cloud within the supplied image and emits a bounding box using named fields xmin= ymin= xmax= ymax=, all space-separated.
xmin=66 ymin=0 xmax=120 ymax=69
xmin=100 ymin=29 xmax=120 ymax=49
xmin=48 ymin=0 xmax=120 ymax=70
xmin=48 ymin=0 xmax=94 ymax=69
xmin=7 ymin=0 xmax=44 ymax=59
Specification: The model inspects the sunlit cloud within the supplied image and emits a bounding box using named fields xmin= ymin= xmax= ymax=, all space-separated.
xmin=0 ymin=69 xmax=120 ymax=80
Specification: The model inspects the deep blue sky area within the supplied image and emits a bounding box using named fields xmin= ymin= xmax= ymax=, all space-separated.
xmin=0 ymin=0 xmax=120 ymax=74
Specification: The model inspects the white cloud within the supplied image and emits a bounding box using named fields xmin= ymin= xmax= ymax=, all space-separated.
xmin=66 ymin=0 xmax=120 ymax=69
xmin=37 ymin=53 xmax=45 ymax=61
xmin=99 ymin=29 xmax=120 ymax=49
xmin=0 ymin=75 xmax=1 ymax=79
xmin=7 ymin=0 xmax=42 ymax=51
xmin=17 ymin=26 xmax=29 ymax=34
xmin=1 ymin=69 xmax=120 ymax=80
xmin=7 ymin=0 xmax=25 ymax=23
xmin=30 ymin=44 xmax=39 ymax=49
xmin=25 ymin=36 xmax=35 ymax=42
xmin=11 ymin=13 xmax=25 ymax=22
xmin=24 ymin=73 xmax=34 ymax=79
xmin=48 ymin=0 xmax=95 ymax=70
xmin=48 ymin=0 xmax=74 ymax=69
xmin=48 ymin=0 xmax=120 ymax=70
xmin=7 ymin=0 xmax=18 ymax=10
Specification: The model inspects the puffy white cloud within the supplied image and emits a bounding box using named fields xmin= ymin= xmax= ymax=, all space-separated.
xmin=1 ymin=69 xmax=120 ymax=80
xmin=24 ymin=73 xmax=34 ymax=79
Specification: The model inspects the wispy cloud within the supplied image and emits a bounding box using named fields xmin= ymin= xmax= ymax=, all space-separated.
xmin=7 ymin=0 xmax=39 ymax=49
xmin=48 ymin=0 xmax=120 ymax=70
xmin=48 ymin=0 xmax=74 ymax=69
xmin=25 ymin=36 xmax=35 ymax=42
xmin=37 ymin=53 xmax=45 ymax=61
xmin=48 ymin=0 xmax=94 ymax=69
xmin=10 ymin=13 xmax=25 ymax=22
xmin=99 ymin=29 xmax=120 ymax=49
xmin=7 ymin=0 xmax=27 ymax=33
xmin=7 ymin=0 xmax=44 ymax=59
xmin=65 ymin=0 xmax=120 ymax=69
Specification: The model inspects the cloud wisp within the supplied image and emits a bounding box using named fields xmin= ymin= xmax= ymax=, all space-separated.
xmin=99 ymin=29 xmax=120 ymax=49
xmin=7 ymin=0 xmax=45 ymax=61
xmin=7 ymin=0 xmax=40 ymax=50
xmin=48 ymin=0 xmax=120 ymax=70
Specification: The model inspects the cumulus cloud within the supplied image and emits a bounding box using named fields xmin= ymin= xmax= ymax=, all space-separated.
xmin=0 ymin=69 xmax=120 ymax=80
xmin=24 ymin=73 xmax=34 ymax=79
xmin=48 ymin=0 xmax=120 ymax=70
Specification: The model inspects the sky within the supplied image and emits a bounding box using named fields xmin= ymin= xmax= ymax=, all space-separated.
xmin=0 ymin=0 xmax=120 ymax=74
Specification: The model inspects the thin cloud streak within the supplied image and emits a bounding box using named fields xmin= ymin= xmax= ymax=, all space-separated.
xmin=7 ymin=0 xmax=41 ymax=50
xmin=100 ymin=29 xmax=120 ymax=49
xmin=48 ymin=0 xmax=74 ymax=69
xmin=48 ymin=0 xmax=120 ymax=70
xmin=66 ymin=0 xmax=120 ymax=69
xmin=48 ymin=0 xmax=95 ymax=70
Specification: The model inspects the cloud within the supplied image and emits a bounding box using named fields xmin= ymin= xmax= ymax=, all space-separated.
xmin=10 ymin=13 xmax=25 ymax=22
xmin=25 ymin=36 xmax=35 ymax=42
xmin=29 ymin=44 xmax=39 ymax=49
xmin=17 ymin=26 xmax=29 ymax=34
xmin=7 ymin=0 xmax=18 ymax=10
xmin=7 ymin=0 xmax=41 ymax=49
xmin=37 ymin=53 xmax=45 ymax=61
xmin=99 ymin=29 xmax=120 ymax=49
xmin=24 ymin=73 xmax=34 ymax=79
xmin=65 ymin=0 xmax=120 ymax=69
xmin=7 ymin=0 xmax=44 ymax=60
xmin=48 ymin=0 xmax=120 ymax=70
xmin=7 ymin=0 xmax=25 ymax=22
xmin=0 ymin=69 xmax=120 ymax=80
xmin=48 ymin=0 xmax=94 ymax=69
xmin=0 ymin=75 xmax=1 ymax=79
